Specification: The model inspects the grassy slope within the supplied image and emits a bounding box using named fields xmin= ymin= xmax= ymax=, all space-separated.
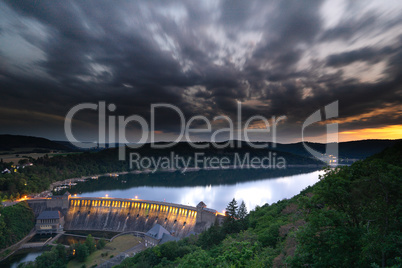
xmin=67 ymin=235 xmax=142 ymax=268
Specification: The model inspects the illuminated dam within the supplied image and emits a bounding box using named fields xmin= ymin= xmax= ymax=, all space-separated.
xmin=27 ymin=193 xmax=224 ymax=238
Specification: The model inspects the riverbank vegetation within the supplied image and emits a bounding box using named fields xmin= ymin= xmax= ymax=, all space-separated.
xmin=116 ymin=142 xmax=402 ymax=267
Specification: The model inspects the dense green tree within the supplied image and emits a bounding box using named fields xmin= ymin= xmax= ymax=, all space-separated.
xmin=85 ymin=234 xmax=96 ymax=254
xmin=177 ymin=249 xmax=214 ymax=267
xmin=22 ymin=244 xmax=68 ymax=268
xmin=55 ymin=243 xmax=67 ymax=261
xmin=75 ymin=243 xmax=89 ymax=262
xmin=197 ymin=224 xmax=226 ymax=249
xmin=237 ymin=200 xmax=247 ymax=219
xmin=226 ymin=198 xmax=238 ymax=218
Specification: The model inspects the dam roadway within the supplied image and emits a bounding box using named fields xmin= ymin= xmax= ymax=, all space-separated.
xmin=27 ymin=194 xmax=224 ymax=238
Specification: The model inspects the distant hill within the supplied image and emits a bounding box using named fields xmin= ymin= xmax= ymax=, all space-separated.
xmin=0 ymin=134 xmax=73 ymax=152
xmin=53 ymin=140 xmax=84 ymax=151
xmin=107 ymin=141 xmax=323 ymax=166
xmin=268 ymin=139 xmax=401 ymax=159
xmin=1 ymin=134 xmax=399 ymax=159
xmin=367 ymin=140 xmax=402 ymax=166
xmin=125 ymin=139 xmax=400 ymax=160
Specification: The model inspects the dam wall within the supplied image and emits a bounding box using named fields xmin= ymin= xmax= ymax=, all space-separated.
xmin=26 ymin=199 xmax=47 ymax=216
xmin=28 ymin=194 xmax=223 ymax=238
xmin=27 ymin=192 xmax=70 ymax=217
xmin=65 ymin=197 xmax=201 ymax=238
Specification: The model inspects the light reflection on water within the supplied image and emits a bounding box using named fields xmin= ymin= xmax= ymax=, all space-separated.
xmin=77 ymin=170 xmax=325 ymax=211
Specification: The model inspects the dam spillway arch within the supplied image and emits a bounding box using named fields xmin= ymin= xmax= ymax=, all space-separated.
xmin=63 ymin=197 xmax=223 ymax=238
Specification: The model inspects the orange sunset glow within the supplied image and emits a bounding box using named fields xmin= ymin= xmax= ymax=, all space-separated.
xmin=339 ymin=125 xmax=402 ymax=142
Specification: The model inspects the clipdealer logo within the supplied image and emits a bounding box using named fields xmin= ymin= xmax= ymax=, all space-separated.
xmin=64 ymin=102 xmax=286 ymax=158
xmin=64 ymin=101 xmax=339 ymax=172
xmin=302 ymin=101 xmax=339 ymax=163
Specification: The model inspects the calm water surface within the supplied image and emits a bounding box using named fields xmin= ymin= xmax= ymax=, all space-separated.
xmin=74 ymin=169 xmax=325 ymax=211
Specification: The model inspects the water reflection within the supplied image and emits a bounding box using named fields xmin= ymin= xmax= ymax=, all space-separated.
xmin=0 ymin=249 xmax=46 ymax=268
xmin=74 ymin=170 xmax=325 ymax=211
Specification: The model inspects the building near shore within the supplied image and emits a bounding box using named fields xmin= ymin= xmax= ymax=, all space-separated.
xmin=36 ymin=210 xmax=64 ymax=234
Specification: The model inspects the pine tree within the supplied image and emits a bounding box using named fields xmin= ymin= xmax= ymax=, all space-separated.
xmin=237 ymin=200 xmax=247 ymax=219
xmin=226 ymin=198 xmax=238 ymax=218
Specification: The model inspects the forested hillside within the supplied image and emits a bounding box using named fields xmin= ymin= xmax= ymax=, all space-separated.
xmin=0 ymin=150 xmax=128 ymax=198
xmin=0 ymin=135 xmax=72 ymax=151
xmin=0 ymin=201 xmax=35 ymax=250
xmin=117 ymin=142 xmax=402 ymax=268
xmin=272 ymin=139 xmax=401 ymax=159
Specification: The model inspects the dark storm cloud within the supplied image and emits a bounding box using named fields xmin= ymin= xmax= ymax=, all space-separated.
xmin=0 ymin=0 xmax=401 ymax=141
xmin=326 ymin=46 xmax=397 ymax=67
xmin=245 ymin=0 xmax=324 ymax=81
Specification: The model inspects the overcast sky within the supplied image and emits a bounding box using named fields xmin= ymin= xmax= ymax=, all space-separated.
xmin=0 ymin=0 xmax=401 ymax=143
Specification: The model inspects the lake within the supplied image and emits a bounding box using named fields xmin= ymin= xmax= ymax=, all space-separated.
xmin=68 ymin=167 xmax=325 ymax=212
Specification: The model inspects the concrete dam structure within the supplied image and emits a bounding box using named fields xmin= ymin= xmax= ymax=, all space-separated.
xmin=27 ymin=193 xmax=224 ymax=238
